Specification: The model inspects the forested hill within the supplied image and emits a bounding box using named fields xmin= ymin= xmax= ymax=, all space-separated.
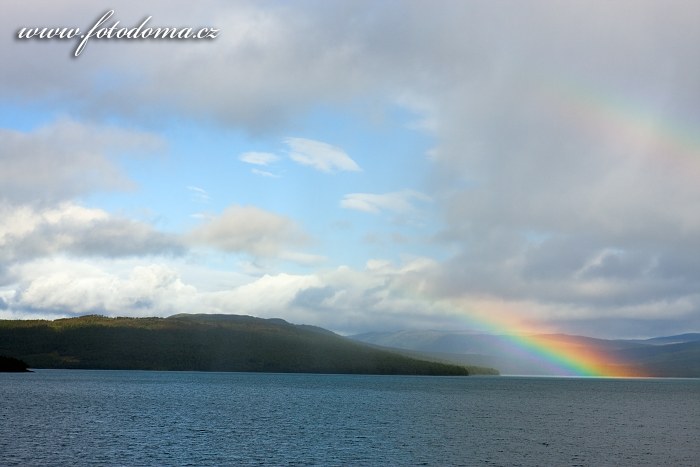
xmin=0 ymin=314 xmax=494 ymax=375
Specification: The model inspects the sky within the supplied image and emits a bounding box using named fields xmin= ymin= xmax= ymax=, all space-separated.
xmin=1 ymin=0 xmax=700 ymax=339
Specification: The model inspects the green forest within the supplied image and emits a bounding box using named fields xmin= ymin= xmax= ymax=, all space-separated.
xmin=0 ymin=314 xmax=497 ymax=375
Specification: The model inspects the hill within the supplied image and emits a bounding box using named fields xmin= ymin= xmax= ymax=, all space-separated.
xmin=614 ymin=340 xmax=700 ymax=377
xmin=0 ymin=355 xmax=31 ymax=372
xmin=351 ymin=330 xmax=700 ymax=377
xmin=0 ymin=314 xmax=490 ymax=376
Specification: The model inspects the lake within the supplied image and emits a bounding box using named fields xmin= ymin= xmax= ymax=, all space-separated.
xmin=1 ymin=370 xmax=698 ymax=466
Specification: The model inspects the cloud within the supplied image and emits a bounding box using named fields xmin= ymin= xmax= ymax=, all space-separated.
xmin=284 ymin=258 xmax=455 ymax=333
xmin=371 ymin=2 xmax=700 ymax=336
xmin=284 ymin=137 xmax=360 ymax=173
xmin=186 ymin=186 xmax=211 ymax=203
xmin=208 ymin=273 xmax=322 ymax=317
xmin=239 ymin=151 xmax=280 ymax=166
xmin=203 ymin=257 xmax=454 ymax=333
xmin=3 ymin=255 xmax=452 ymax=333
xmin=0 ymin=202 xmax=184 ymax=266
xmin=251 ymin=168 xmax=281 ymax=178
xmin=0 ymin=118 xmax=164 ymax=203
xmin=239 ymin=151 xmax=281 ymax=177
xmin=3 ymin=2 xmax=700 ymax=337
xmin=188 ymin=205 xmax=311 ymax=259
xmin=3 ymin=2 xmax=699 ymax=138
xmin=341 ymin=190 xmax=430 ymax=215
xmin=1 ymin=1 xmax=394 ymax=131
xmin=8 ymin=259 xmax=197 ymax=317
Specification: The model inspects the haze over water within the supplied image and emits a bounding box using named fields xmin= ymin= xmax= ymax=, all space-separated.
xmin=2 ymin=370 xmax=698 ymax=466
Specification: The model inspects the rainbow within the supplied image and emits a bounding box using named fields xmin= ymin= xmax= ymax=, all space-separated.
xmin=447 ymin=299 xmax=646 ymax=378
xmin=433 ymin=79 xmax=675 ymax=377
xmin=393 ymin=78 xmax=673 ymax=377
xmin=541 ymin=78 xmax=700 ymax=172
xmin=496 ymin=330 xmax=643 ymax=378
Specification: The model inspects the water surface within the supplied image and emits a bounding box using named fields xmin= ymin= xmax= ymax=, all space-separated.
xmin=1 ymin=371 xmax=698 ymax=466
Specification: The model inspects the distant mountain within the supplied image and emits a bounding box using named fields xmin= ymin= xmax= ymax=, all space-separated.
xmin=632 ymin=333 xmax=700 ymax=346
xmin=615 ymin=340 xmax=700 ymax=377
xmin=351 ymin=330 xmax=700 ymax=377
xmin=0 ymin=314 xmax=491 ymax=376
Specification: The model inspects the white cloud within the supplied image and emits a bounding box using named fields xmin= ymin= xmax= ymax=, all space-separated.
xmin=9 ymin=258 xmax=197 ymax=317
xmin=209 ymin=273 xmax=322 ymax=317
xmin=239 ymin=151 xmax=280 ymax=166
xmin=4 ymin=249 xmax=697 ymax=337
xmin=285 ymin=137 xmax=360 ymax=173
xmin=251 ymin=168 xmax=281 ymax=178
xmin=199 ymin=257 xmax=452 ymax=332
xmin=4 ymin=255 xmax=451 ymax=333
xmin=341 ymin=190 xmax=430 ymax=215
xmin=186 ymin=186 xmax=211 ymax=202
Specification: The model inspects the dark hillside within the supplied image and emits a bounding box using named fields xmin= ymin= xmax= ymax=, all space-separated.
xmin=0 ymin=314 xmax=480 ymax=375
xmin=615 ymin=340 xmax=700 ymax=377
xmin=0 ymin=355 xmax=31 ymax=372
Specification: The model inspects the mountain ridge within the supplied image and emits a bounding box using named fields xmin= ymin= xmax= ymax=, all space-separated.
xmin=0 ymin=314 xmax=494 ymax=376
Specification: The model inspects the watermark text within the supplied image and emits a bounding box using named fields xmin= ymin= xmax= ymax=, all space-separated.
xmin=16 ymin=10 xmax=219 ymax=57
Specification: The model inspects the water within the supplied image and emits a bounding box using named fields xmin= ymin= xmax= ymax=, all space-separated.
xmin=1 ymin=371 xmax=698 ymax=466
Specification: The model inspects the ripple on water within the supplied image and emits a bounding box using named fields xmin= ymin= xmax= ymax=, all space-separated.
xmin=1 ymin=372 xmax=698 ymax=466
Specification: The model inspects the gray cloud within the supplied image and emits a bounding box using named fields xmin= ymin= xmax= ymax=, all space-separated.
xmin=69 ymin=218 xmax=184 ymax=258
xmin=290 ymin=286 xmax=336 ymax=310
xmin=189 ymin=205 xmax=311 ymax=259
xmin=4 ymin=2 xmax=700 ymax=135
xmin=0 ymin=203 xmax=183 ymax=266
xmin=403 ymin=2 xmax=700 ymax=335
xmin=0 ymin=119 xmax=164 ymax=204
xmin=2 ymin=1 xmax=495 ymax=131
